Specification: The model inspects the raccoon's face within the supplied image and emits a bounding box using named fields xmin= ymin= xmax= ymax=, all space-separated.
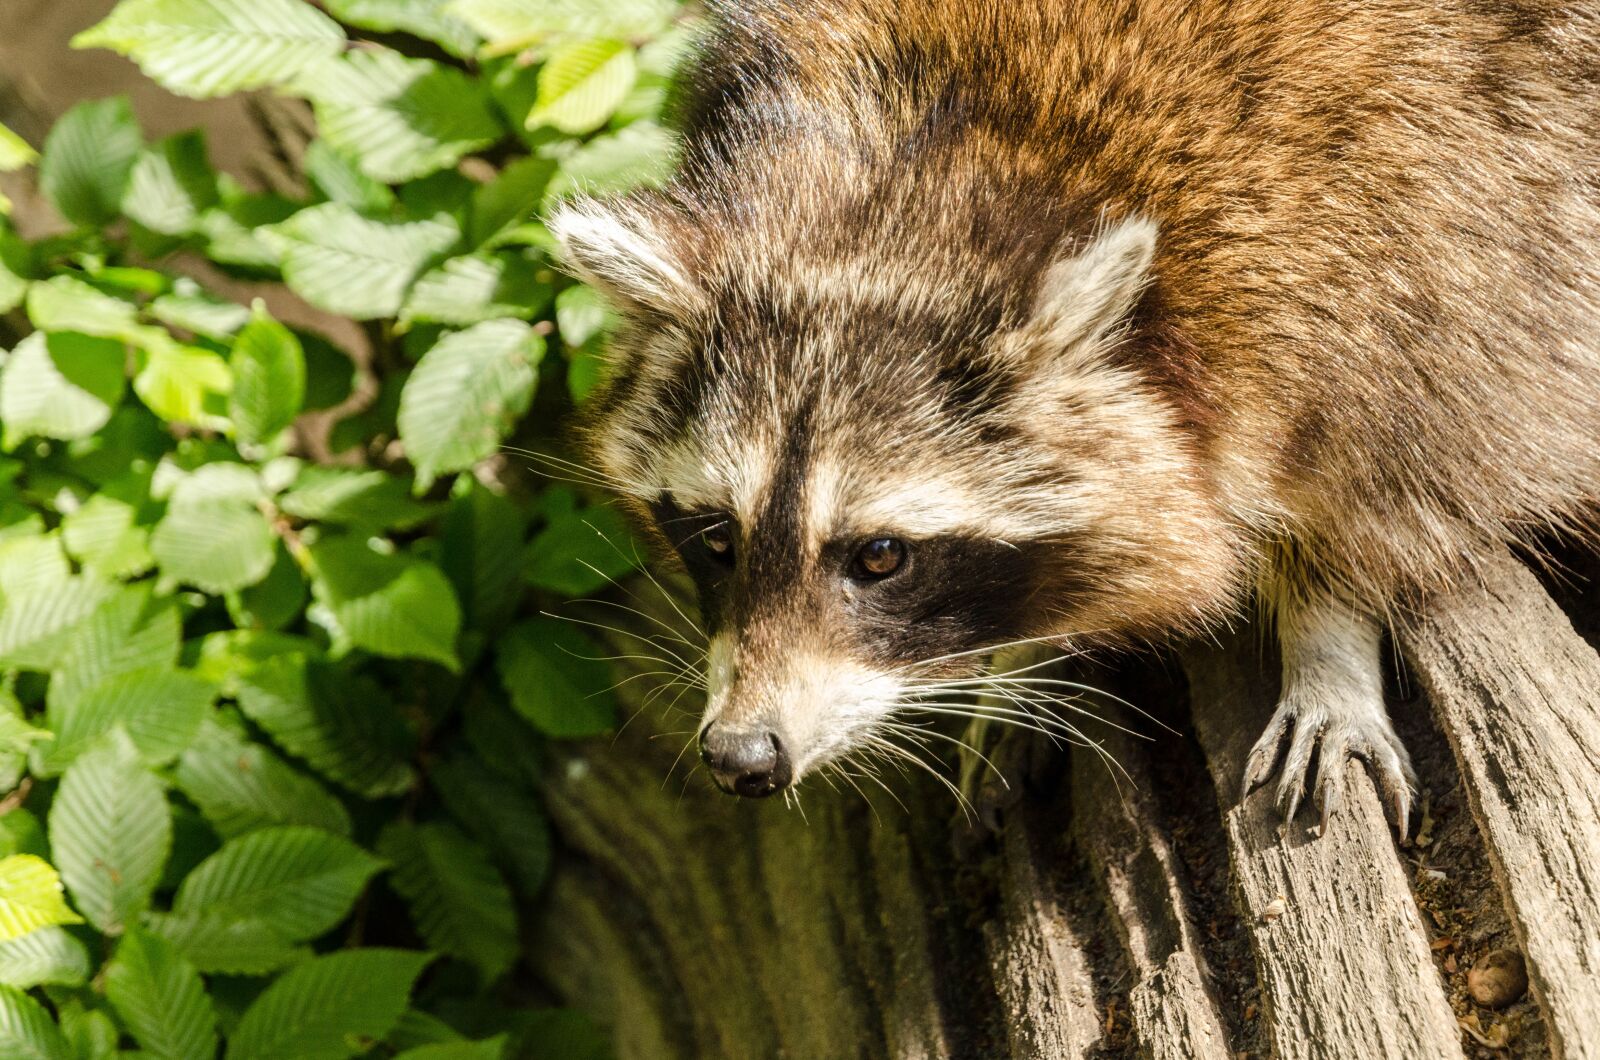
xmin=551 ymin=200 xmax=1238 ymax=797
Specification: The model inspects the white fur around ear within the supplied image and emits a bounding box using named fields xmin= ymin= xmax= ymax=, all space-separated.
xmin=1028 ymin=215 xmax=1157 ymax=351
xmin=547 ymin=198 xmax=699 ymax=315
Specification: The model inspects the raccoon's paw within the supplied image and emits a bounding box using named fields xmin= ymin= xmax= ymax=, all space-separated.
xmin=1242 ymin=687 xmax=1417 ymax=836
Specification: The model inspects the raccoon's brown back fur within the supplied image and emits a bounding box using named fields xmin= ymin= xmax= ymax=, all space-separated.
xmin=660 ymin=0 xmax=1600 ymax=614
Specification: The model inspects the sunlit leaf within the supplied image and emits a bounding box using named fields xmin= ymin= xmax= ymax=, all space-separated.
xmin=0 ymin=856 xmax=82 ymax=943
xmin=226 ymin=949 xmax=432 ymax=1060
xmin=528 ymin=38 xmax=636 ymax=134
xmin=36 ymin=97 xmax=141 ymax=227
xmin=309 ymin=537 xmax=462 ymax=669
xmin=260 ymin=204 xmax=459 ymax=319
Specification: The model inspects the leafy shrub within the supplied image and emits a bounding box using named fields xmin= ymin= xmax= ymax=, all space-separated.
xmin=0 ymin=0 xmax=692 ymax=1053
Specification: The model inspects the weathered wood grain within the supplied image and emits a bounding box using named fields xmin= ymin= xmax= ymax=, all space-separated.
xmin=983 ymin=799 xmax=1105 ymax=1058
xmin=1399 ymin=551 xmax=1600 ymax=1059
xmin=1071 ymin=734 xmax=1232 ymax=1060
xmin=1184 ymin=635 xmax=1464 ymax=1060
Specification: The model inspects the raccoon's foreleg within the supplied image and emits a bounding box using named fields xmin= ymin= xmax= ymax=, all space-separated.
xmin=1243 ymin=579 xmax=1417 ymax=833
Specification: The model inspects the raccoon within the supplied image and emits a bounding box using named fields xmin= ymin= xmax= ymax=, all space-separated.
xmin=549 ymin=0 xmax=1600 ymax=827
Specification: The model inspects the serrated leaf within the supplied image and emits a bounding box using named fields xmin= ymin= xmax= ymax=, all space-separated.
xmin=380 ymin=822 xmax=516 ymax=983
xmin=0 ymin=576 xmax=115 ymax=671
xmin=523 ymin=504 xmax=639 ymax=596
xmin=293 ymin=51 xmax=502 ymax=184
xmin=175 ymin=826 xmax=381 ymax=943
xmin=397 ymin=319 xmax=542 ymax=488
xmin=226 ymin=948 xmax=431 ymax=1060
xmin=151 ymin=497 xmax=275 ymax=593
xmin=496 ymin=618 xmax=615 ymax=737
xmin=447 ymin=0 xmax=673 ymax=52
xmin=0 ymin=332 xmax=126 ymax=448
xmin=431 ymin=756 xmax=549 ymax=896
xmin=323 ymin=0 xmax=480 ymax=57
xmin=309 ymin=538 xmax=462 ymax=669
xmin=142 ymin=909 xmax=306 ymax=976
xmin=60 ymin=490 xmax=157 ymax=578
xmin=401 ymin=252 xmax=551 ymax=326
xmin=0 ymin=926 xmax=90 ymax=989
xmin=50 ymin=739 xmax=171 ymax=934
xmin=73 ymin=0 xmax=346 ymax=99
xmin=148 ymin=286 xmax=252 ymax=338
xmin=529 ymin=38 xmax=636 ymax=134
xmin=229 ymin=307 xmax=305 ymax=444
xmin=37 ymin=97 xmax=141 ymax=227
xmin=38 ymin=666 xmax=215 ymax=774
xmin=441 ymin=484 xmax=527 ymax=631
xmin=234 ymin=653 xmax=415 ymax=798
xmin=121 ymin=131 xmax=218 ymax=236
xmin=177 ymin=719 xmax=350 ymax=839
xmin=544 ymin=119 xmax=676 ymax=203
xmin=260 ymin=204 xmax=459 ymax=319
xmin=302 ymin=140 xmax=395 ymax=213
xmin=47 ymin=583 xmax=180 ymax=711
xmin=0 ymin=856 xmax=83 ymax=942
xmin=468 ymin=155 xmax=555 ymax=248
xmin=133 ymin=341 xmax=232 ymax=426
xmin=0 ymin=533 xmax=68 ymax=596
xmin=0 ymin=125 xmax=36 ymax=172
xmin=0 ymin=983 xmax=72 ymax=1060
xmin=278 ymin=467 xmax=438 ymax=530
xmin=105 ymin=929 xmax=217 ymax=1060
xmin=25 ymin=275 xmax=141 ymax=339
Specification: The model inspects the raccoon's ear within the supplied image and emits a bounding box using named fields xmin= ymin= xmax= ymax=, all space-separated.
xmin=548 ymin=198 xmax=701 ymax=315
xmin=1025 ymin=215 xmax=1156 ymax=353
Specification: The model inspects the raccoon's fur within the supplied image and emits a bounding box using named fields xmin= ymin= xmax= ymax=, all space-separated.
xmin=551 ymin=0 xmax=1600 ymax=820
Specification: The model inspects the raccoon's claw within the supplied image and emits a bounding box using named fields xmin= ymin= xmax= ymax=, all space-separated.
xmin=1242 ymin=694 xmax=1418 ymax=836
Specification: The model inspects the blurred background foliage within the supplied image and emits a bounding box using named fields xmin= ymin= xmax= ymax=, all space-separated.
xmin=0 ymin=0 xmax=696 ymax=1054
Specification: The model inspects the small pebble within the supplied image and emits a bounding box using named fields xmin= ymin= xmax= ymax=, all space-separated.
xmin=1467 ymin=950 xmax=1528 ymax=1008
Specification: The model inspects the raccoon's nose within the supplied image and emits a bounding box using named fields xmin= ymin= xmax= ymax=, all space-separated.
xmin=699 ymin=724 xmax=792 ymax=798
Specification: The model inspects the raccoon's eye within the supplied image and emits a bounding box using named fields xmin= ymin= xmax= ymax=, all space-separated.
xmin=853 ymin=537 xmax=906 ymax=580
xmin=701 ymin=522 xmax=734 ymax=562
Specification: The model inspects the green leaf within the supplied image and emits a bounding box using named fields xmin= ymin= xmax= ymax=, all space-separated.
xmin=397 ymin=319 xmax=543 ymax=488
xmin=47 ymin=582 xmax=181 ymax=712
xmin=56 ymin=1002 xmax=117 ymax=1060
xmin=0 ymin=983 xmax=72 ymax=1060
xmin=278 ymin=467 xmax=438 ymax=530
xmin=175 ymin=826 xmax=382 ymax=942
xmin=25 ymin=275 xmax=142 ymax=339
xmin=133 ymin=341 xmax=232 ymax=426
xmin=121 ymin=131 xmax=218 ymax=236
xmin=293 ymin=51 xmax=502 ymax=184
xmin=528 ymin=38 xmax=636 ymax=134
xmin=73 ymin=0 xmax=346 ymax=99
xmin=0 ymin=856 xmax=83 ymax=942
xmin=149 ymin=284 xmax=252 ymax=338
xmin=303 ymin=140 xmax=395 ymax=214
xmin=50 ymin=739 xmax=171 ymax=934
xmin=37 ymin=97 xmax=141 ymax=227
xmin=176 ymin=718 xmax=352 ymax=838
xmin=523 ymin=504 xmax=639 ymax=596
xmin=61 ymin=489 xmax=157 ymax=578
xmin=441 ymin=484 xmax=527 ymax=631
xmin=38 ymin=666 xmax=215 ymax=774
xmin=142 ymin=909 xmax=306 ymax=976
xmin=0 ymin=332 xmax=126 ymax=448
xmin=229 ymin=542 xmax=309 ymax=631
xmin=151 ymin=496 xmax=275 ymax=594
xmin=379 ymin=822 xmax=517 ymax=983
xmin=395 ymin=1040 xmax=506 ymax=1060
xmin=226 ymin=948 xmax=431 ymax=1060
xmin=309 ymin=537 xmax=462 ymax=669
xmin=544 ymin=120 xmax=676 ymax=203
xmin=0 ymin=926 xmax=90 ymax=989
xmin=260 ymin=204 xmax=459 ymax=319
xmin=496 ymin=618 xmax=615 ymax=737
xmin=447 ymin=0 xmax=674 ymax=52
xmin=0 ymin=125 xmax=36 ymax=172
xmin=401 ymin=252 xmax=551 ymax=326
xmin=0 ymin=576 xmax=114 ymax=671
xmin=554 ymin=283 xmax=612 ymax=348
xmin=229 ymin=307 xmax=305 ymax=445
xmin=431 ymin=755 xmax=549 ymax=897
xmin=0 ymin=533 xmax=68 ymax=597
xmin=234 ymin=654 xmax=416 ymax=798
xmin=468 ymin=155 xmax=555 ymax=248
xmin=105 ymin=929 xmax=218 ymax=1060
xmin=322 ymin=0 xmax=480 ymax=57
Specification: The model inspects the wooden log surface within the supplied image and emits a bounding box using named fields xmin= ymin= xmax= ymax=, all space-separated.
xmin=1183 ymin=636 xmax=1464 ymax=1060
xmin=1400 ymin=551 xmax=1600 ymax=1060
